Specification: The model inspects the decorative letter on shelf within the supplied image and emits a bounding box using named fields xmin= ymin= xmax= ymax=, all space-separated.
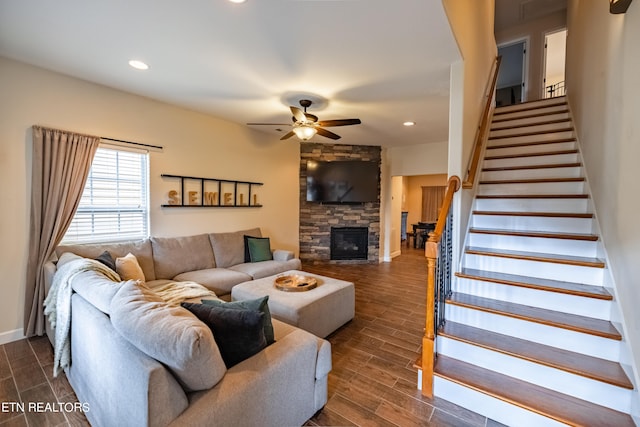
xmin=161 ymin=174 xmax=263 ymax=208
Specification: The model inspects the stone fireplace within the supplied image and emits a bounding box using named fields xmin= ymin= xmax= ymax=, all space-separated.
xmin=299 ymin=143 xmax=381 ymax=264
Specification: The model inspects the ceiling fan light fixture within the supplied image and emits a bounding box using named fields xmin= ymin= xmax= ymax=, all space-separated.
xmin=293 ymin=124 xmax=317 ymax=141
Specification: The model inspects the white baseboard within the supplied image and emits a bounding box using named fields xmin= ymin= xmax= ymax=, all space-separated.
xmin=0 ymin=328 xmax=25 ymax=345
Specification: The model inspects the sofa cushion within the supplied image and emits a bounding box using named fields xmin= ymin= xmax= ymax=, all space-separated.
xmin=116 ymin=253 xmax=146 ymax=282
xmin=202 ymin=296 xmax=274 ymax=345
xmin=181 ymin=302 xmax=266 ymax=368
xmin=110 ymin=281 xmax=227 ymax=392
xmin=70 ymin=268 xmax=123 ymax=315
xmin=209 ymin=228 xmax=261 ymax=268
xmin=229 ymin=258 xmax=302 ymax=280
xmin=56 ymin=239 xmax=156 ymax=281
xmin=151 ymin=234 xmax=215 ymax=279
xmin=244 ymin=236 xmax=273 ymax=263
xmin=173 ymin=268 xmax=251 ymax=296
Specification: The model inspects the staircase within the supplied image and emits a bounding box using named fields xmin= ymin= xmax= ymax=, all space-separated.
xmin=432 ymin=96 xmax=636 ymax=426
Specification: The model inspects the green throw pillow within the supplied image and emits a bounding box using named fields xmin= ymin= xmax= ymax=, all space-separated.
xmin=246 ymin=237 xmax=273 ymax=262
xmin=181 ymin=302 xmax=266 ymax=368
xmin=203 ymin=296 xmax=274 ymax=345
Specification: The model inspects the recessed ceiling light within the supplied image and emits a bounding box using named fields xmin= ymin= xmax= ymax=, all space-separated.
xmin=403 ymin=121 xmax=416 ymax=126
xmin=128 ymin=60 xmax=149 ymax=70
xmin=229 ymin=0 xmax=246 ymax=3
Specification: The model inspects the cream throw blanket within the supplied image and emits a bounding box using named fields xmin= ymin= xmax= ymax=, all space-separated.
xmin=44 ymin=258 xmax=120 ymax=377
xmin=150 ymin=281 xmax=218 ymax=305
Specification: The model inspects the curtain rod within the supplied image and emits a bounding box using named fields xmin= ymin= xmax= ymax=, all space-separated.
xmin=100 ymin=136 xmax=163 ymax=151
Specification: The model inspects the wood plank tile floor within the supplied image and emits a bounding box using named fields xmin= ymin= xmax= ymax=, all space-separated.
xmin=303 ymin=247 xmax=505 ymax=427
xmin=0 ymin=247 xmax=505 ymax=426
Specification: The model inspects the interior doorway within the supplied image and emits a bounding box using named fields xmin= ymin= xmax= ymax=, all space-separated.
xmin=496 ymin=39 xmax=527 ymax=107
xmin=543 ymin=28 xmax=567 ymax=98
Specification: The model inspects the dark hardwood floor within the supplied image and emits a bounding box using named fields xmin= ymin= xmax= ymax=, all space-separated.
xmin=0 ymin=246 xmax=502 ymax=427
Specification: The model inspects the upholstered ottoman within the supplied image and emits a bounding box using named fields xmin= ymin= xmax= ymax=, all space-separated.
xmin=231 ymin=270 xmax=355 ymax=338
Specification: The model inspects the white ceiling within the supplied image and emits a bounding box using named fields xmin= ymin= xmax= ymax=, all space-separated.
xmin=0 ymin=0 xmax=461 ymax=148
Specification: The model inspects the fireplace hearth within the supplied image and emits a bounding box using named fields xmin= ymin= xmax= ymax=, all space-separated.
xmin=331 ymin=227 xmax=368 ymax=260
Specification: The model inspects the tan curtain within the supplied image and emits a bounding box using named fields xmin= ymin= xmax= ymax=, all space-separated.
xmin=24 ymin=126 xmax=100 ymax=336
xmin=421 ymin=186 xmax=446 ymax=222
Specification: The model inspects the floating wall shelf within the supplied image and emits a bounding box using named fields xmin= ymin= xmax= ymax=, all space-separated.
xmin=161 ymin=174 xmax=263 ymax=208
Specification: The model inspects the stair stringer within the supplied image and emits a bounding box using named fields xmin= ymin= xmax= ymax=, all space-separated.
xmin=568 ymin=110 xmax=640 ymax=423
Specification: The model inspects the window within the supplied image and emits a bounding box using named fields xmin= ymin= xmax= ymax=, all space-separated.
xmin=62 ymin=146 xmax=149 ymax=244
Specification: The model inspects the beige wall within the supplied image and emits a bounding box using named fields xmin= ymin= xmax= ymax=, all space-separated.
xmin=405 ymin=174 xmax=449 ymax=227
xmin=496 ymin=10 xmax=566 ymax=101
xmin=566 ymin=0 xmax=640 ymax=416
xmin=443 ymin=0 xmax=496 ymax=270
xmin=0 ymin=57 xmax=300 ymax=341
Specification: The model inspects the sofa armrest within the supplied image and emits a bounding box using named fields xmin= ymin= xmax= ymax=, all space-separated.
xmin=43 ymin=260 xmax=57 ymax=296
xmin=272 ymin=249 xmax=295 ymax=261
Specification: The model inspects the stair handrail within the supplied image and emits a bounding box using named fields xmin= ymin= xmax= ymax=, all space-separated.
xmin=421 ymin=175 xmax=461 ymax=397
xmin=462 ymin=55 xmax=501 ymax=189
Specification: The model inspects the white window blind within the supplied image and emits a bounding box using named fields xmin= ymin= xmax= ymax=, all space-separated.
xmin=62 ymin=146 xmax=149 ymax=244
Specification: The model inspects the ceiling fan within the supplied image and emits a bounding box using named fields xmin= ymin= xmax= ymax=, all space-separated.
xmin=247 ymin=99 xmax=361 ymax=141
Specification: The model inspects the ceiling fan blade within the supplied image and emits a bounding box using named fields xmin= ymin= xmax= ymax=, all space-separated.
xmin=247 ymin=123 xmax=292 ymax=126
xmin=305 ymin=113 xmax=318 ymax=123
xmin=316 ymin=127 xmax=341 ymax=140
xmin=280 ymin=131 xmax=296 ymax=140
xmin=290 ymin=106 xmax=306 ymax=122
xmin=316 ymin=118 xmax=362 ymax=127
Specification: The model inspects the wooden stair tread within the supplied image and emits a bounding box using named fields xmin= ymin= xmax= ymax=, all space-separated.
xmin=456 ymin=268 xmax=611 ymax=299
xmin=434 ymin=355 xmax=635 ymax=426
xmin=485 ymin=149 xmax=577 ymax=160
xmin=469 ymin=228 xmax=598 ymax=241
xmin=476 ymin=194 xmax=589 ymax=199
xmin=492 ymin=109 xmax=569 ymax=124
xmin=447 ymin=292 xmax=620 ymax=340
xmin=465 ymin=246 xmax=605 ymax=268
xmin=489 ymin=127 xmax=574 ymax=140
xmin=440 ymin=322 xmax=632 ymax=388
xmin=491 ymin=118 xmax=571 ymax=131
xmin=479 ymin=177 xmax=585 ymax=185
xmin=493 ymin=100 xmax=567 ymax=116
xmin=487 ymin=137 xmax=576 ymax=149
xmin=472 ymin=211 xmax=593 ymax=219
xmin=482 ymin=162 xmax=581 ymax=172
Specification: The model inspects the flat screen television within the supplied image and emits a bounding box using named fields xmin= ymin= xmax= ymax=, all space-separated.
xmin=306 ymin=160 xmax=379 ymax=203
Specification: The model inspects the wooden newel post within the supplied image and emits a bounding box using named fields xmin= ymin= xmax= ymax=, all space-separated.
xmin=421 ymin=236 xmax=439 ymax=397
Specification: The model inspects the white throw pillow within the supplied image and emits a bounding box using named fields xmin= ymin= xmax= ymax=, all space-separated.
xmin=116 ymin=253 xmax=145 ymax=282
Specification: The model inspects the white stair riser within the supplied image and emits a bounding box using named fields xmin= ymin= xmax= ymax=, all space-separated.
xmin=486 ymin=141 xmax=576 ymax=157
xmin=471 ymin=215 xmax=593 ymax=234
xmin=437 ymin=337 xmax=631 ymax=413
xmin=467 ymin=233 xmax=598 ymax=257
xmin=490 ymin=122 xmax=572 ymax=139
xmin=487 ymin=130 xmax=574 ymax=147
xmin=483 ymin=153 xmax=579 ymax=169
xmin=454 ymin=278 xmax=611 ymax=320
xmin=495 ymin=97 xmax=566 ymax=114
xmin=493 ymin=104 xmax=569 ymax=122
xmin=445 ymin=305 xmax=621 ymax=361
xmin=463 ymin=253 xmax=604 ymax=286
xmin=433 ymin=376 xmax=566 ymax=427
xmin=474 ymin=197 xmax=589 ymax=213
xmin=480 ymin=166 xmax=583 ymax=181
xmin=491 ymin=112 xmax=571 ymax=130
xmin=478 ymin=181 xmax=585 ymax=195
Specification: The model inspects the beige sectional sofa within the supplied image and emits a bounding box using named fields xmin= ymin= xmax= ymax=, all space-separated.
xmin=48 ymin=227 xmax=301 ymax=297
xmin=42 ymin=228 xmax=330 ymax=427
